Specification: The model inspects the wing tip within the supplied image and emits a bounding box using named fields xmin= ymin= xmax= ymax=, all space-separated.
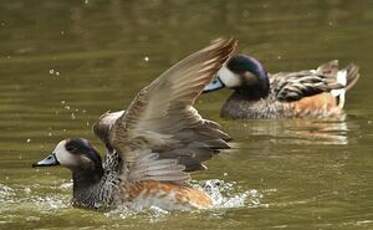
xmin=206 ymin=37 xmax=238 ymax=57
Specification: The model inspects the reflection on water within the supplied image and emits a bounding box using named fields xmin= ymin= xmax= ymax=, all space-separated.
xmin=1 ymin=0 xmax=373 ymax=229
xmin=286 ymin=119 xmax=349 ymax=145
xmin=221 ymin=116 xmax=352 ymax=147
xmin=249 ymin=118 xmax=350 ymax=145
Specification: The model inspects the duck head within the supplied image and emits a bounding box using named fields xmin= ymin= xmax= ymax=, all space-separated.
xmin=32 ymin=138 xmax=103 ymax=176
xmin=203 ymin=54 xmax=270 ymax=99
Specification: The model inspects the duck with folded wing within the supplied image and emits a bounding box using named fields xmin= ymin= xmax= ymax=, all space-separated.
xmin=203 ymin=54 xmax=360 ymax=119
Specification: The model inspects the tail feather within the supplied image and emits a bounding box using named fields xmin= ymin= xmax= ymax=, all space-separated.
xmin=329 ymin=63 xmax=360 ymax=109
xmin=316 ymin=60 xmax=339 ymax=76
xmin=333 ymin=69 xmax=347 ymax=108
xmin=345 ymin=63 xmax=360 ymax=91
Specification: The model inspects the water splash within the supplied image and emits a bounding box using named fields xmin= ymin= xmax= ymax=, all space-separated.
xmin=105 ymin=179 xmax=263 ymax=220
xmin=1 ymin=179 xmax=262 ymax=221
xmin=27 ymin=194 xmax=69 ymax=211
xmin=58 ymin=181 xmax=73 ymax=190
xmin=105 ymin=205 xmax=170 ymax=222
xmin=0 ymin=184 xmax=15 ymax=202
xmin=0 ymin=183 xmax=70 ymax=216
xmin=197 ymin=179 xmax=263 ymax=209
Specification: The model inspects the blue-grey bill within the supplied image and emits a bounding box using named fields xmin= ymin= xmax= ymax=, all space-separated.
xmin=203 ymin=76 xmax=225 ymax=93
xmin=32 ymin=153 xmax=59 ymax=168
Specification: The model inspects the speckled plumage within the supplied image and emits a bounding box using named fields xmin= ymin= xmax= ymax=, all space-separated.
xmin=72 ymin=151 xmax=122 ymax=209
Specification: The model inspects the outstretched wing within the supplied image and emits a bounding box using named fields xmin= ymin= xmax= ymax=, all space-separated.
xmin=270 ymin=60 xmax=344 ymax=102
xmin=110 ymin=38 xmax=237 ymax=184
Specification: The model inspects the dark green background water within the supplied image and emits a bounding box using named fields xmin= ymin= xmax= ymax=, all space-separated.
xmin=0 ymin=0 xmax=372 ymax=229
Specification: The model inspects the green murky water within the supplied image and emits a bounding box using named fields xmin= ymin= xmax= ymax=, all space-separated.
xmin=0 ymin=0 xmax=372 ymax=229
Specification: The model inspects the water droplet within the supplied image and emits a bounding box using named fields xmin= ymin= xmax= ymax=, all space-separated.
xmin=61 ymin=100 xmax=66 ymax=104
xmin=59 ymin=182 xmax=73 ymax=190
xmin=48 ymin=132 xmax=53 ymax=137
xmin=84 ymin=0 xmax=89 ymax=4
xmin=55 ymin=71 xmax=60 ymax=76
xmin=49 ymin=69 xmax=55 ymax=75
xmin=26 ymin=138 xmax=31 ymax=143
xmin=64 ymin=105 xmax=70 ymax=110
xmin=144 ymin=56 xmax=149 ymax=62
xmin=24 ymin=187 xmax=31 ymax=194
xmin=26 ymin=216 xmax=40 ymax=222
xmin=242 ymin=10 xmax=250 ymax=17
xmin=71 ymin=113 xmax=76 ymax=120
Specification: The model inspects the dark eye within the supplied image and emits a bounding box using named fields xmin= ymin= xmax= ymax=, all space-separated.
xmin=65 ymin=141 xmax=81 ymax=154
xmin=65 ymin=144 xmax=77 ymax=153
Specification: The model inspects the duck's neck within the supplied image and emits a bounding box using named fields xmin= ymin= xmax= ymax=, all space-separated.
xmin=72 ymin=167 xmax=103 ymax=189
xmin=71 ymin=166 xmax=105 ymax=208
xmin=234 ymin=84 xmax=270 ymax=101
xmin=70 ymin=152 xmax=123 ymax=209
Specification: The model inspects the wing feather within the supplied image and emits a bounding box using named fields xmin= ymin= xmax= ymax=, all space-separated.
xmin=271 ymin=61 xmax=345 ymax=102
xmin=111 ymin=38 xmax=237 ymax=184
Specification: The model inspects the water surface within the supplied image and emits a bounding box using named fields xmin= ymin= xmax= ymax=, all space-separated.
xmin=0 ymin=0 xmax=372 ymax=229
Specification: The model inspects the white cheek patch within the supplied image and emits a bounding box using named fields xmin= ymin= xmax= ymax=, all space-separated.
xmin=218 ymin=66 xmax=241 ymax=88
xmin=54 ymin=140 xmax=78 ymax=167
